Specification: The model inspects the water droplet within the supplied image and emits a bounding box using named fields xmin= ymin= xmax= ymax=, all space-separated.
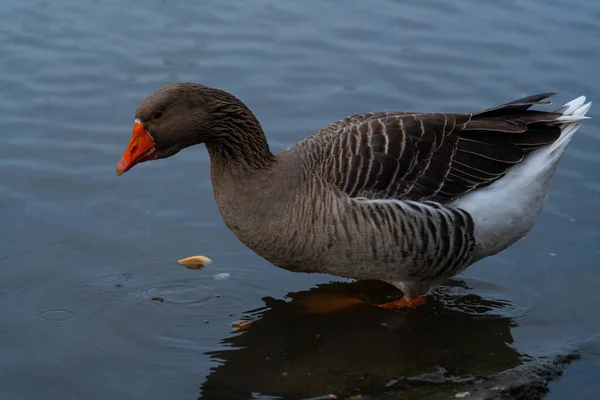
xmin=213 ymin=273 xmax=231 ymax=281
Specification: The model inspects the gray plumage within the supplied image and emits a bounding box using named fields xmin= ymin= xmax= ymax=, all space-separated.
xmin=121 ymin=83 xmax=591 ymax=300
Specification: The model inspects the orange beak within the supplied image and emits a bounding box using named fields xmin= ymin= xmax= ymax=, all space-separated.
xmin=116 ymin=121 xmax=158 ymax=175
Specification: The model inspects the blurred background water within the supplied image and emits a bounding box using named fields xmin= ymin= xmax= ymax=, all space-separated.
xmin=1 ymin=0 xmax=599 ymax=398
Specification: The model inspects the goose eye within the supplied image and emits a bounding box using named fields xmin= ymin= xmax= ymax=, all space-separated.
xmin=152 ymin=110 xmax=164 ymax=120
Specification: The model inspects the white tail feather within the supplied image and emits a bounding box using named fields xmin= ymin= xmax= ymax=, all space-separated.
xmin=555 ymin=95 xmax=587 ymax=114
xmin=550 ymin=96 xmax=592 ymax=156
xmin=455 ymin=95 xmax=591 ymax=262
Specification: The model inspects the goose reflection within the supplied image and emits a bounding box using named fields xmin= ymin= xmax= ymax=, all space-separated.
xmin=200 ymin=280 xmax=525 ymax=400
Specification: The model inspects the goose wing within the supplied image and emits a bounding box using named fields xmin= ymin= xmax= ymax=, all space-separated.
xmin=312 ymin=93 xmax=562 ymax=203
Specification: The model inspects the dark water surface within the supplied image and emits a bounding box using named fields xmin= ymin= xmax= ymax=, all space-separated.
xmin=2 ymin=0 xmax=600 ymax=399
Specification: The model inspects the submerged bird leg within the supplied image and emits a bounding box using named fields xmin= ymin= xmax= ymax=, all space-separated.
xmin=375 ymin=295 xmax=427 ymax=310
xmin=299 ymin=293 xmax=367 ymax=314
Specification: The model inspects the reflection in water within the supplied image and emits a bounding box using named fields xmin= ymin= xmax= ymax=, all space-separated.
xmin=200 ymin=280 xmax=525 ymax=399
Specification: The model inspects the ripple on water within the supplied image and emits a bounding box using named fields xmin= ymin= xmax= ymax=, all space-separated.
xmin=62 ymin=272 xmax=135 ymax=305
xmin=142 ymin=279 xmax=217 ymax=305
xmin=45 ymin=269 xmax=226 ymax=375
xmin=38 ymin=309 xmax=74 ymax=322
xmin=438 ymin=276 xmax=534 ymax=321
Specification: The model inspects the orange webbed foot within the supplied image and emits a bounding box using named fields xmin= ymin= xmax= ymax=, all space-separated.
xmin=375 ymin=295 xmax=427 ymax=310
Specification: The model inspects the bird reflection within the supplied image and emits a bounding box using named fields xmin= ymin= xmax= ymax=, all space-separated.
xmin=200 ymin=280 xmax=524 ymax=400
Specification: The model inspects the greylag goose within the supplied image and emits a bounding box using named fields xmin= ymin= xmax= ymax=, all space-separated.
xmin=116 ymin=83 xmax=591 ymax=309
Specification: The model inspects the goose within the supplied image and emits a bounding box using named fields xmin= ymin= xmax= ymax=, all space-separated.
xmin=116 ymin=83 xmax=591 ymax=309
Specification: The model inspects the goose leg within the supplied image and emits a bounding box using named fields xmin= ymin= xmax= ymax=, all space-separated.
xmin=375 ymin=281 xmax=430 ymax=309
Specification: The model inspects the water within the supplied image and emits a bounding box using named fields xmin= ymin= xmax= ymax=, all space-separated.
xmin=1 ymin=0 xmax=599 ymax=398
